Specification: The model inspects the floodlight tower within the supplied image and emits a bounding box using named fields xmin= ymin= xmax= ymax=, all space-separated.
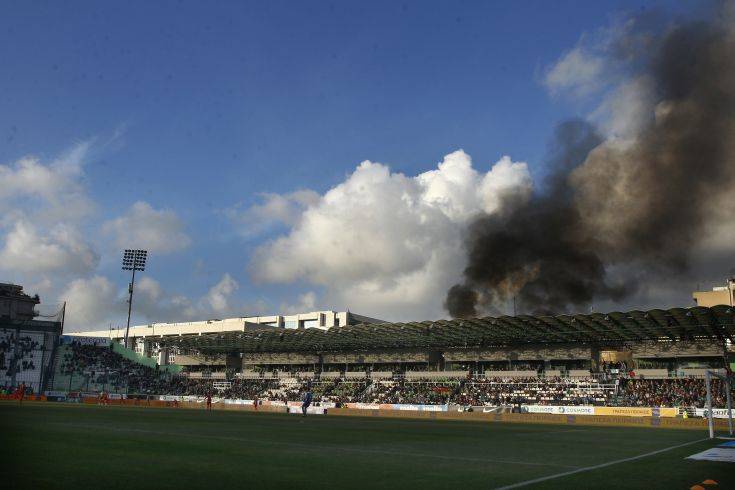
xmin=122 ymin=249 xmax=147 ymax=349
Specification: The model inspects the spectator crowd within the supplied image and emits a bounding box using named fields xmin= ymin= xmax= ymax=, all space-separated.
xmin=42 ymin=343 xmax=735 ymax=410
xmin=1 ymin=329 xmax=45 ymax=392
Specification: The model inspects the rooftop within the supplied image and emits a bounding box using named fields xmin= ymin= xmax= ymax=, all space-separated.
xmin=159 ymin=305 xmax=735 ymax=354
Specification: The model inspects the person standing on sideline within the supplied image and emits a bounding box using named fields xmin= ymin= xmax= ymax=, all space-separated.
xmin=301 ymin=386 xmax=313 ymax=417
xmin=17 ymin=382 xmax=26 ymax=405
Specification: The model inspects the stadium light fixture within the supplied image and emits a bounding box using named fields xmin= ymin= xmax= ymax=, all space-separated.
xmin=122 ymin=249 xmax=148 ymax=349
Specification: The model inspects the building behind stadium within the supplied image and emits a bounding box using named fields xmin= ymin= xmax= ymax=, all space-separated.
xmin=69 ymin=310 xmax=385 ymax=364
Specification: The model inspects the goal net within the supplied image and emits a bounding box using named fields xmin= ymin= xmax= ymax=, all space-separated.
xmin=704 ymin=370 xmax=734 ymax=439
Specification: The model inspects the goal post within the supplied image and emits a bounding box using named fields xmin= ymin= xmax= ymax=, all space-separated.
xmin=705 ymin=370 xmax=734 ymax=439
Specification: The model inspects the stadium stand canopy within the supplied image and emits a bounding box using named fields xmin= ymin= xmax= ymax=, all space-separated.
xmin=158 ymin=305 xmax=735 ymax=354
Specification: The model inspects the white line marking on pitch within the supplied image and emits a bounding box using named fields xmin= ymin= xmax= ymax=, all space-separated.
xmin=494 ymin=437 xmax=709 ymax=489
xmin=54 ymin=422 xmax=579 ymax=469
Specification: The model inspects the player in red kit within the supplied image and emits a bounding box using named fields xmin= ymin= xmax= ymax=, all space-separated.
xmin=17 ymin=382 xmax=26 ymax=404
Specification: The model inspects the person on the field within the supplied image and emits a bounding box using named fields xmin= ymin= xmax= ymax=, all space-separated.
xmin=206 ymin=392 xmax=212 ymax=411
xmin=17 ymin=382 xmax=26 ymax=404
xmin=301 ymin=386 xmax=313 ymax=417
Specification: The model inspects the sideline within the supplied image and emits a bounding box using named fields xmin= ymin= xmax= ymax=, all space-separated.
xmin=494 ymin=437 xmax=709 ymax=489
xmin=54 ymin=422 xmax=581 ymax=470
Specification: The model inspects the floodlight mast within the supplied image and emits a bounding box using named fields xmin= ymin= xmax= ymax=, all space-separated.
xmin=122 ymin=249 xmax=147 ymax=349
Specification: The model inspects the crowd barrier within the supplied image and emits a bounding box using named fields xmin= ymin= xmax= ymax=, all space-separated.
xmin=9 ymin=394 xmax=732 ymax=431
xmin=694 ymin=408 xmax=735 ymax=419
xmin=342 ymin=403 xmax=448 ymax=412
xmin=0 ymin=394 xmax=47 ymax=402
xmin=327 ymin=407 xmax=732 ymax=430
xmin=28 ymin=391 xmax=734 ymax=429
xmin=523 ymin=405 xmax=679 ymax=417
xmin=37 ymin=390 xmax=728 ymax=420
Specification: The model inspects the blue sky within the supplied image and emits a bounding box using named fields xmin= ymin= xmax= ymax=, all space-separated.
xmin=0 ymin=1 xmax=710 ymax=329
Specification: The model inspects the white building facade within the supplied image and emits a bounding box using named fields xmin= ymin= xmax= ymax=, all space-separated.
xmin=68 ymin=310 xmax=384 ymax=361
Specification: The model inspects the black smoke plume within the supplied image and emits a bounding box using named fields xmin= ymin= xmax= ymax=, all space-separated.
xmin=446 ymin=8 xmax=735 ymax=317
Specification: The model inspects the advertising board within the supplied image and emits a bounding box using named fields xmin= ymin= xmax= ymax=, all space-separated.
xmin=523 ymin=405 xmax=595 ymax=415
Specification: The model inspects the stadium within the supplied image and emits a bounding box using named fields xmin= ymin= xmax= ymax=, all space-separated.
xmin=3 ymin=2 xmax=735 ymax=489
xmin=3 ymin=281 xmax=735 ymax=488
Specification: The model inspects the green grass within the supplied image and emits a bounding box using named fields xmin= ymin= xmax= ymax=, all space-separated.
xmin=1 ymin=402 xmax=732 ymax=489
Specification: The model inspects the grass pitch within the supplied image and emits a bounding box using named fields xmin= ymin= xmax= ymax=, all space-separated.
xmin=1 ymin=402 xmax=732 ymax=489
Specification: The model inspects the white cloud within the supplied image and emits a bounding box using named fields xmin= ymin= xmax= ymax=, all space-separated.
xmin=0 ymin=142 xmax=99 ymax=294
xmin=479 ymin=156 xmax=535 ymax=213
xmin=280 ymin=291 xmax=318 ymax=315
xmin=131 ymin=276 xmax=197 ymax=322
xmin=543 ymin=17 xmax=641 ymax=101
xmin=1 ymin=139 xmax=206 ymax=331
xmin=545 ymin=46 xmax=606 ymax=97
xmin=103 ymin=201 xmax=191 ymax=254
xmin=250 ymin=151 xmax=532 ymax=320
xmin=226 ymin=189 xmax=320 ymax=237
xmin=0 ymin=220 xmax=99 ymax=275
xmin=203 ymin=273 xmax=239 ymax=314
xmin=59 ymin=276 xmax=121 ymax=330
xmin=0 ymin=141 xmax=95 ymax=224
xmin=59 ymin=273 xmax=254 ymax=331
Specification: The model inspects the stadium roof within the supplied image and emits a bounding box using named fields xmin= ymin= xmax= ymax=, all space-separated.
xmin=158 ymin=305 xmax=735 ymax=354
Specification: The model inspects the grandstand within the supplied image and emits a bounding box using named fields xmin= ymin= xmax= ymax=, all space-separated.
xmin=47 ymin=336 xmax=181 ymax=395
xmin=154 ymin=305 xmax=733 ymax=381
xmin=31 ymin=305 xmax=732 ymax=415
xmin=0 ymin=284 xmax=63 ymax=394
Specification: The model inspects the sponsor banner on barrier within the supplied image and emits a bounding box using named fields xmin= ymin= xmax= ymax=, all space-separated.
xmin=345 ymin=403 xmax=381 ymax=410
xmin=222 ymin=399 xmax=255 ymax=405
xmin=655 ymin=407 xmax=679 ymax=418
xmin=695 ymin=408 xmax=734 ymax=419
xmin=343 ymin=402 xmax=447 ymax=412
xmin=44 ymin=391 xmax=68 ymax=398
xmin=287 ymin=406 xmax=327 ymax=415
xmin=160 ymin=395 xmax=203 ymax=403
xmin=482 ymin=407 xmax=501 ymax=413
xmin=594 ymin=407 xmax=652 ymax=417
xmin=392 ymin=404 xmax=448 ymax=412
xmin=520 ymin=406 xmax=679 ymax=417
xmin=60 ymin=335 xmax=110 ymax=347
xmin=524 ymin=405 xmax=595 ymax=415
